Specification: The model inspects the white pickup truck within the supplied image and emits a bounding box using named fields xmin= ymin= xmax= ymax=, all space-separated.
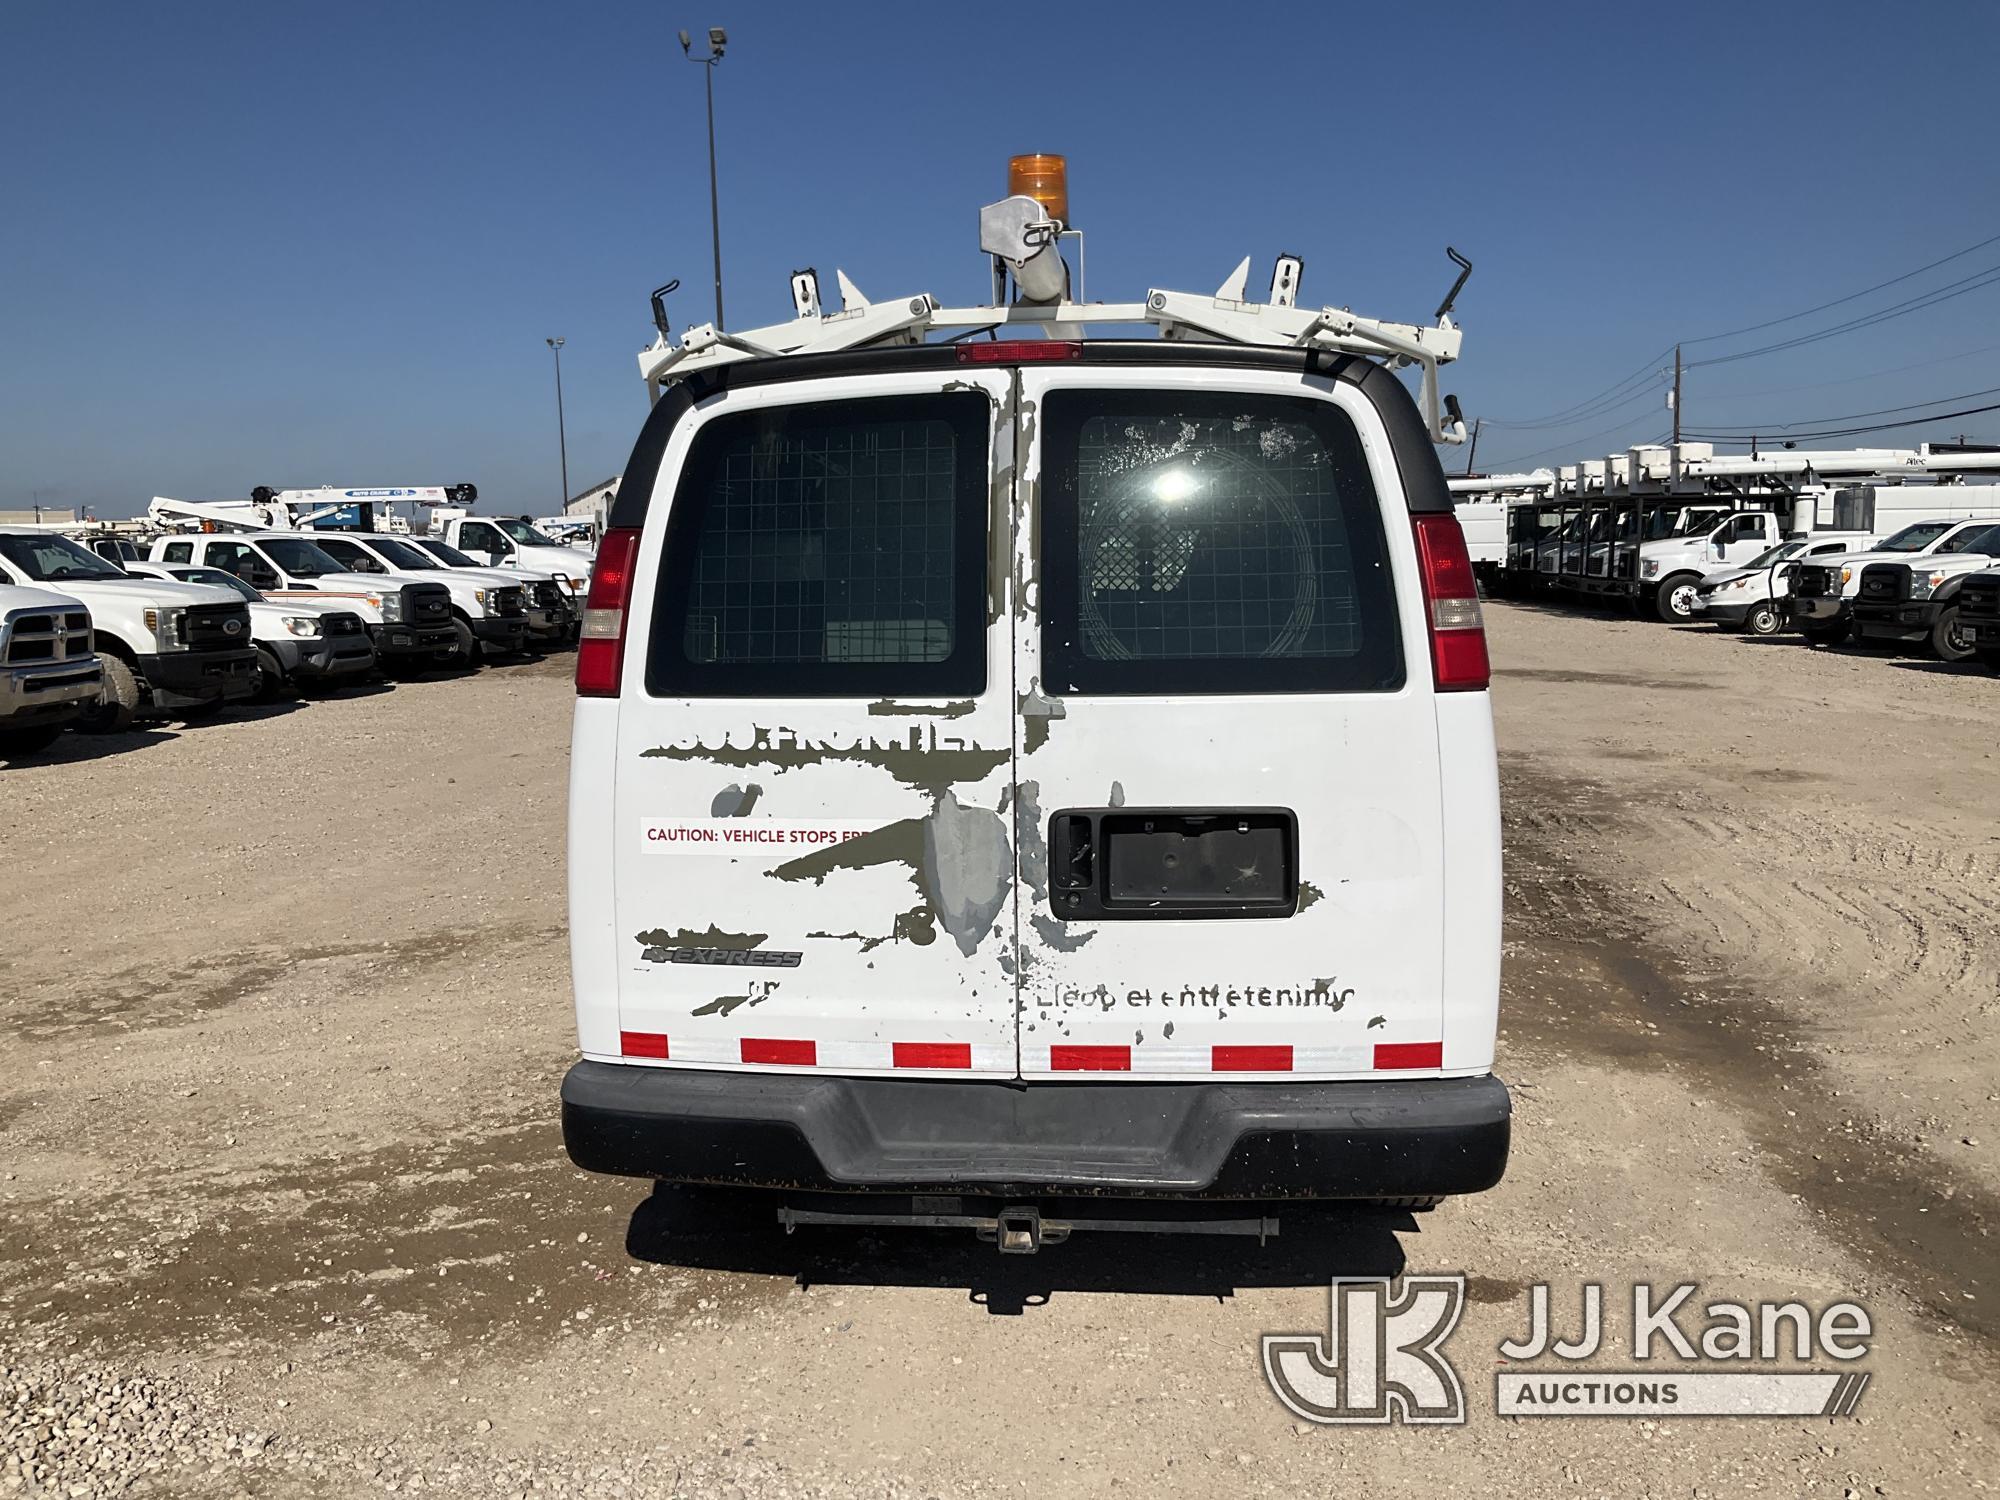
xmin=1789 ymin=517 xmax=2000 ymax=647
xmin=124 ymin=561 xmax=377 ymax=696
xmin=401 ymin=536 xmax=579 ymax=645
xmin=294 ymin=532 xmax=532 ymax=660
xmin=149 ymin=532 xmax=460 ymax=669
xmin=0 ymin=585 xmax=103 ymax=756
xmin=1848 ymin=520 xmax=2000 ymax=660
xmin=430 ymin=514 xmax=591 ymax=594
xmin=0 ymin=529 xmax=257 ymax=728
xmin=1694 ymin=532 xmax=1875 ymax=636
xmin=1637 ymin=508 xmax=1787 ymax=622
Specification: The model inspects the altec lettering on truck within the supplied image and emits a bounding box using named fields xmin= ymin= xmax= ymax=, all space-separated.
xmin=559 ymin=157 xmax=1506 ymax=1243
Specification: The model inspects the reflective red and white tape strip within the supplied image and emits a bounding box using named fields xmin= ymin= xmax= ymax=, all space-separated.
xmin=617 ymin=1032 xmax=1443 ymax=1074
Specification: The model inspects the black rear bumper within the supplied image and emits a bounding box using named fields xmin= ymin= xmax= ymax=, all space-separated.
xmin=561 ymin=1062 xmax=1511 ymax=1199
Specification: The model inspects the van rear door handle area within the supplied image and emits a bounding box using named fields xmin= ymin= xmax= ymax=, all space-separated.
xmin=1043 ymin=808 xmax=1298 ymax=921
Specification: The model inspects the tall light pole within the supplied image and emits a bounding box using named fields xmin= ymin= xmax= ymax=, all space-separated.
xmin=678 ymin=26 xmax=727 ymax=328
xmin=545 ymin=337 xmax=570 ymax=510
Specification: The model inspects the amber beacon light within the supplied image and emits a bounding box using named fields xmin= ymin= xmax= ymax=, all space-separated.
xmin=1008 ymin=154 xmax=1069 ymax=224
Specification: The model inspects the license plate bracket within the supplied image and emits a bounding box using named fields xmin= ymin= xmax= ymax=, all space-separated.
xmin=1046 ymin=807 xmax=1298 ymax=921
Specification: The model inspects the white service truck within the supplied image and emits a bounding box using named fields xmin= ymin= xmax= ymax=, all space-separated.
xmin=0 ymin=529 xmax=256 ymax=728
xmin=0 ymin=585 xmax=103 ymax=755
xmin=147 ymin=532 xmax=459 ymax=668
xmin=292 ymin=532 xmax=532 ymax=660
xmin=1788 ymin=517 xmax=2000 ymax=647
xmin=428 ymin=513 xmax=592 ymax=593
xmin=1694 ymin=533 xmax=1875 ymax=635
xmin=124 ymin=561 xmax=377 ymax=696
xmin=1848 ymin=521 xmax=2000 ymax=660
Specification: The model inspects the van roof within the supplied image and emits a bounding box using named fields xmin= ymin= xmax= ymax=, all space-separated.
xmin=607 ymin=342 xmax=1454 ymax=533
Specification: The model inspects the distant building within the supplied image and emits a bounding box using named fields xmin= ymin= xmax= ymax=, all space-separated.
xmin=566 ymin=476 xmax=619 ymax=519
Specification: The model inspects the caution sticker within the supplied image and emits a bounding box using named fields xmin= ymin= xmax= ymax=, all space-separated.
xmin=637 ymin=819 xmax=880 ymax=855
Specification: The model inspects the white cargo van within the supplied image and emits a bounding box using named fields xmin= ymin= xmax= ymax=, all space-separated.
xmin=561 ymin=178 xmax=1506 ymax=1246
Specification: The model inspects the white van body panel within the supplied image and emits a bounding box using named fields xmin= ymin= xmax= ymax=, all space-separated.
xmin=598 ymin=368 xmax=1021 ymax=1077
xmin=580 ymin=363 xmax=1496 ymax=1086
xmin=1008 ymin=367 xmax=1458 ymax=1081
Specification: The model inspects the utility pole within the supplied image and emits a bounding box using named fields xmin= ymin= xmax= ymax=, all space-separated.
xmin=1671 ymin=343 xmax=1683 ymax=446
xmin=679 ymin=28 xmax=728 ymax=328
xmin=1463 ymin=418 xmax=1482 ymax=476
xmin=546 ymin=337 xmax=570 ymax=510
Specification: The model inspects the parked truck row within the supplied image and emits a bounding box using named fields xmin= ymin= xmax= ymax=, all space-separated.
xmin=0 ymin=507 xmax=595 ymax=760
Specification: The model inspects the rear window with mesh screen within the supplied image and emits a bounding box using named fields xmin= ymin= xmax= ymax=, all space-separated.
xmin=646 ymin=392 xmax=988 ymax=697
xmin=1040 ymin=390 xmax=1404 ymax=694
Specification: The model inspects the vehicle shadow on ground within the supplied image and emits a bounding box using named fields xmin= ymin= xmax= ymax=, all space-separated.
xmin=1885 ymin=657 xmax=1991 ymax=677
xmin=623 ymin=1190 xmax=1415 ymax=1315
xmin=307 ymin=678 xmax=399 ymax=702
xmin=6 ymin=726 xmax=182 ymax=766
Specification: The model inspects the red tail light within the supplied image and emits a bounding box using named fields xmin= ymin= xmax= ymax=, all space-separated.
xmin=575 ymin=526 xmax=641 ymax=697
xmin=1410 ymin=512 xmax=1489 ymax=692
xmin=956 ymin=340 xmax=1082 ymax=365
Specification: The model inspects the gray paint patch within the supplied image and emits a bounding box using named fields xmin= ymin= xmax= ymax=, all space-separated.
xmin=1108 ymin=780 xmax=1127 ymax=808
xmin=1367 ymin=1014 xmax=1387 ymax=1029
xmin=923 ymin=791 xmax=1011 ymax=958
xmin=1030 ymin=911 xmax=1093 ymax=953
xmin=1018 ymin=680 xmax=1065 ymax=756
xmin=1015 ymin=780 xmax=1047 ymax=903
xmin=709 ymin=782 xmax=763 ymax=817
xmin=1297 ymin=880 xmax=1324 ymax=911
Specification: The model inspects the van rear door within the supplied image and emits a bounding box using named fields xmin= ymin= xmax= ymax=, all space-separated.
xmin=602 ymin=369 xmax=1022 ymax=1075
xmin=1009 ymin=365 xmax=1449 ymax=1080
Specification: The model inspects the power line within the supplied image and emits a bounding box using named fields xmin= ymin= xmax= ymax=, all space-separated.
xmin=1679 ymin=230 xmax=2000 ymax=347
xmin=1685 ymin=384 xmax=2000 ymax=433
xmin=1483 ymin=372 xmax=1669 ymax=432
xmin=1685 ymin=261 xmax=2000 ymax=370
xmin=1480 ymin=354 xmax=1670 ymax=429
xmin=1681 ymin=399 xmax=2000 ymax=443
xmin=1694 ymin=339 xmax=2000 ymax=403
xmin=1476 ymin=226 xmax=2000 ymax=428
xmin=1480 ymin=408 xmax=1665 ymax=471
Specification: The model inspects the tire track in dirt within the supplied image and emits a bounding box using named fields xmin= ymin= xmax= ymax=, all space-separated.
xmin=1502 ymin=760 xmax=1999 ymax=1346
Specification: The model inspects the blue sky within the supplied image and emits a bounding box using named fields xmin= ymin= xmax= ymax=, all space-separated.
xmin=5 ymin=0 xmax=1998 ymax=515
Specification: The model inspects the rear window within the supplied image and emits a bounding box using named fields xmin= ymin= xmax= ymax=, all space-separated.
xmin=1039 ymin=390 xmax=1404 ymax=694
xmin=647 ymin=392 xmax=989 ymax=697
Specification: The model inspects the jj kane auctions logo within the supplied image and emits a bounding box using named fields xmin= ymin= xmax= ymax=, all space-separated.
xmin=1264 ymin=1277 xmax=1872 ymax=1424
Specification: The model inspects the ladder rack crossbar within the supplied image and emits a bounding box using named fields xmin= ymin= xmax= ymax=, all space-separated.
xmin=639 ymin=288 xmax=1466 ymax=443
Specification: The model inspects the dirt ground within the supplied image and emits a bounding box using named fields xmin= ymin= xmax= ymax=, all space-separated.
xmin=2 ymin=610 xmax=1996 ymax=1498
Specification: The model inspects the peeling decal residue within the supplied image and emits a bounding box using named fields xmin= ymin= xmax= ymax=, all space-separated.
xmin=709 ymin=782 xmax=763 ymax=817
xmin=1014 ymin=779 xmax=1047 ymax=903
xmin=1367 ymin=1014 xmax=1387 ymax=1029
xmin=1030 ymin=911 xmax=1092 ymax=953
xmin=768 ymin=791 xmax=1010 ymax=958
xmin=808 ymin=904 xmax=937 ymax=952
xmin=692 ymin=979 xmax=780 ymax=1018
xmin=1297 ymin=880 xmax=1324 ymax=911
xmin=866 ymin=699 xmax=976 ymax=719
xmin=636 ymin=925 xmax=767 ymax=956
xmin=643 ymin=726 xmax=1007 ymax=800
xmin=1017 ymin=680 xmax=1065 ymax=755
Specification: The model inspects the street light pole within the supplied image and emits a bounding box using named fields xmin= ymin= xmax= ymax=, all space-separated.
xmin=545 ymin=337 xmax=569 ymax=511
xmin=679 ymin=27 xmax=728 ymax=327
